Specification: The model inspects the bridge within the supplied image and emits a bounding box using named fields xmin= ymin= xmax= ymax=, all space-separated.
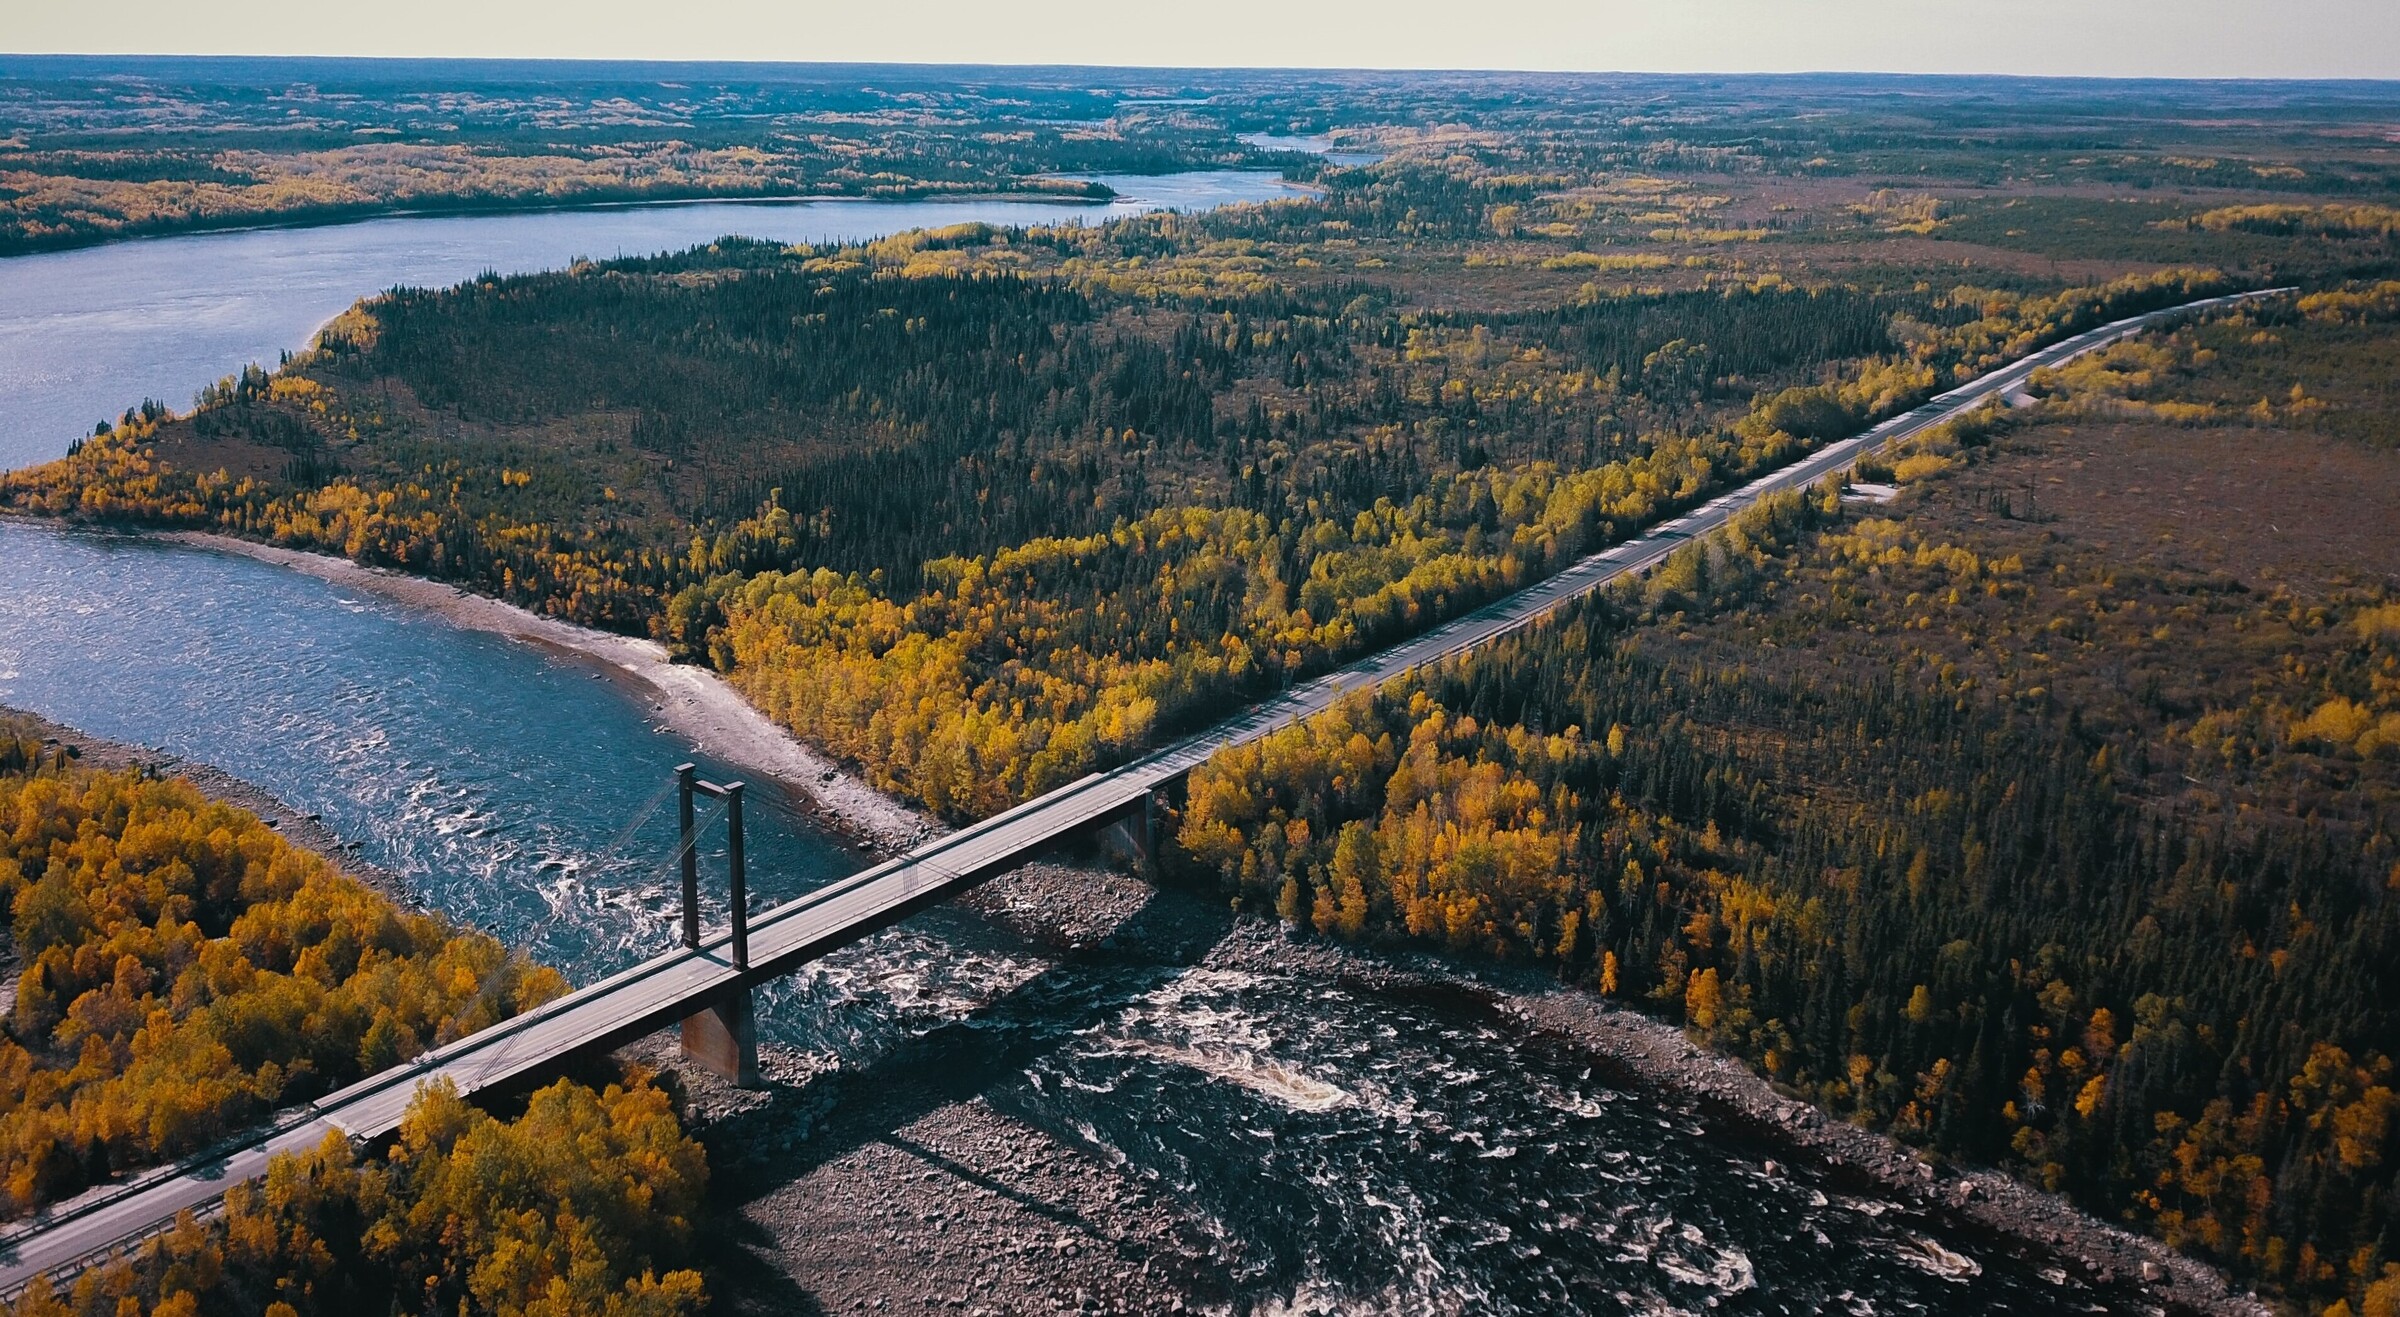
xmin=0 ymin=288 xmax=2286 ymax=1294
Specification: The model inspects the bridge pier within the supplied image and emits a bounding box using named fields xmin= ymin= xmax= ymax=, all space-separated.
xmin=1101 ymin=789 xmax=1163 ymax=876
xmin=679 ymin=986 xmax=761 ymax=1087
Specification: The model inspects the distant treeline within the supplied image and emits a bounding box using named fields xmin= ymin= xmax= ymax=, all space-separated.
xmin=9 ymin=60 xmax=2398 ymax=254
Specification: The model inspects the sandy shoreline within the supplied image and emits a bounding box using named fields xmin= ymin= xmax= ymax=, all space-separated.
xmin=160 ymin=530 xmax=947 ymax=857
xmin=42 ymin=526 xmax=2266 ymax=1314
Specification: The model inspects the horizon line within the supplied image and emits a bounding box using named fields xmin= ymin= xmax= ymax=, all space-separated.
xmin=5 ymin=51 xmax=2399 ymax=86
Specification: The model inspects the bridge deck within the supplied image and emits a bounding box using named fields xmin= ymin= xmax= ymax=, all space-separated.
xmin=0 ymin=288 xmax=2284 ymax=1293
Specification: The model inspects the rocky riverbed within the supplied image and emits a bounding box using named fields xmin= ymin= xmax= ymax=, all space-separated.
xmin=629 ymin=859 xmax=1244 ymax=1316
xmin=5 ymin=544 xmax=2272 ymax=1314
xmin=631 ymin=856 xmax=2268 ymax=1317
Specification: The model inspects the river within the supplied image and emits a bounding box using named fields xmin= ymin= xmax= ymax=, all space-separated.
xmin=0 ymin=178 xmax=2128 ymax=1313
xmin=0 ymin=171 xmax=1300 ymax=473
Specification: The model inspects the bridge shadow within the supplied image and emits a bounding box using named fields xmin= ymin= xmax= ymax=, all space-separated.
xmin=672 ymin=862 xmax=1240 ymax=1314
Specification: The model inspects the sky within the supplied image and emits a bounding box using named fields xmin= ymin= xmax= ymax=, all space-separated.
xmin=6 ymin=0 xmax=2397 ymax=80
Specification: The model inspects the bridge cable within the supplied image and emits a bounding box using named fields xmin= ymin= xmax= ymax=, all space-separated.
xmin=585 ymin=772 xmax=684 ymax=873
xmin=460 ymin=791 xmax=729 ymax=1017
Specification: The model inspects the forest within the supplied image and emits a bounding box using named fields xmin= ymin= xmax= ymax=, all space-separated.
xmin=0 ymin=723 xmax=709 ymax=1315
xmin=1173 ymin=303 xmax=2400 ymax=1311
xmin=0 ymin=56 xmax=1267 ymax=253
xmin=0 ymin=729 xmax=564 ymax=1213
xmin=0 ymin=151 xmax=2264 ymax=810
xmin=0 ymin=1078 xmax=708 ymax=1317
xmin=10 ymin=74 xmax=2400 ymax=1310
xmin=7 ymin=58 xmax=2400 ymax=253
xmin=2 ymin=249 xmax=2231 ymax=810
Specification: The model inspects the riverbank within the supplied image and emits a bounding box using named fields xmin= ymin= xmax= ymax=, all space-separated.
xmin=1503 ymin=982 xmax=2266 ymax=1316
xmin=160 ymin=531 xmax=945 ymax=856
xmin=649 ymin=882 xmax=2276 ymax=1317
xmin=1304 ymin=935 xmax=2268 ymax=1317
xmin=102 ymin=530 xmax=2268 ymax=1314
xmin=0 ymin=699 xmax=419 ymax=909
xmin=633 ymin=859 xmax=1244 ymax=1317
xmin=0 ymin=181 xmax=1122 ymax=262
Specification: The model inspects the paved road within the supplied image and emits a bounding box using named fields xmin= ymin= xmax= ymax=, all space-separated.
xmin=0 ymin=287 xmax=2287 ymax=1294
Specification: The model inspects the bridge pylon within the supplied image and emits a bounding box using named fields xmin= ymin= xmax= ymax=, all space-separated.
xmin=672 ymin=764 xmax=763 ymax=1086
